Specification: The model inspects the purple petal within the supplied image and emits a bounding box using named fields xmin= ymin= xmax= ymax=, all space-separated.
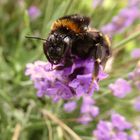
xmin=133 ymin=96 xmax=140 ymax=111
xmin=90 ymin=106 xmax=100 ymax=117
xmin=28 ymin=6 xmax=41 ymax=20
xmin=77 ymin=114 xmax=93 ymax=125
xmin=111 ymin=113 xmax=132 ymax=131
xmin=93 ymin=120 xmax=113 ymax=139
xmin=64 ymin=101 xmax=77 ymax=113
xmin=109 ymin=78 xmax=131 ymax=98
xmin=25 ymin=58 xmax=107 ymax=101
xmin=131 ymin=48 xmax=140 ymax=59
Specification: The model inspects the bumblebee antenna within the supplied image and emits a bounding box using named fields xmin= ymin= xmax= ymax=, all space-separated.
xmin=25 ymin=36 xmax=46 ymax=41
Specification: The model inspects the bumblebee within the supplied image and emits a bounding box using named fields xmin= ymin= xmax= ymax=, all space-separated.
xmin=26 ymin=14 xmax=111 ymax=93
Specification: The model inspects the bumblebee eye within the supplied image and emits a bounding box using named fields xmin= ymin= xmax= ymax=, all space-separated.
xmin=64 ymin=37 xmax=70 ymax=44
xmin=48 ymin=47 xmax=53 ymax=53
xmin=56 ymin=47 xmax=63 ymax=55
xmin=49 ymin=47 xmax=53 ymax=52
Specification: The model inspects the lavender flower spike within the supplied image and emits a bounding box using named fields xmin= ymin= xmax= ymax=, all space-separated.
xmin=64 ymin=101 xmax=77 ymax=113
xmin=133 ymin=96 xmax=140 ymax=112
xmin=109 ymin=78 xmax=131 ymax=98
xmin=128 ymin=61 xmax=140 ymax=90
xmin=101 ymin=6 xmax=140 ymax=36
xmin=111 ymin=113 xmax=132 ymax=131
xmin=77 ymin=95 xmax=100 ymax=124
xmin=131 ymin=48 xmax=140 ymax=59
xmin=93 ymin=120 xmax=113 ymax=139
xmin=28 ymin=6 xmax=41 ymax=20
xmin=93 ymin=112 xmax=140 ymax=140
xmin=25 ymin=59 xmax=108 ymax=101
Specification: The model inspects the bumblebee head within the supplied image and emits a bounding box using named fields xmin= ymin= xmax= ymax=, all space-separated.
xmin=43 ymin=33 xmax=72 ymax=65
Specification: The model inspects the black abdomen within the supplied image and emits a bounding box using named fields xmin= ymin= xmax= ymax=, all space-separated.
xmin=71 ymin=33 xmax=97 ymax=59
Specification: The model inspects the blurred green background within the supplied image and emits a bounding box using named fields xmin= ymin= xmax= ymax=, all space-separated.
xmin=0 ymin=0 xmax=140 ymax=140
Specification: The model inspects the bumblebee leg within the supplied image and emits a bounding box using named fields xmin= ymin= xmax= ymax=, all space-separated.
xmin=87 ymin=59 xmax=101 ymax=94
xmin=87 ymin=43 xmax=103 ymax=94
xmin=93 ymin=59 xmax=101 ymax=81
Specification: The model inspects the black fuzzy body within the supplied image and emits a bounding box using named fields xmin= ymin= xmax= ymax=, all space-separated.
xmin=43 ymin=14 xmax=111 ymax=80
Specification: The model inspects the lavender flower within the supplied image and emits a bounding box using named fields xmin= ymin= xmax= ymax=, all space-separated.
xmin=90 ymin=106 xmax=99 ymax=117
xmin=93 ymin=120 xmax=114 ymax=139
xmin=80 ymin=96 xmax=95 ymax=114
xmin=111 ymin=113 xmax=131 ymax=131
xmin=63 ymin=95 xmax=99 ymax=124
xmin=25 ymin=59 xmax=107 ymax=101
xmin=109 ymin=78 xmax=132 ymax=98
xmin=129 ymin=129 xmax=140 ymax=140
xmin=133 ymin=96 xmax=140 ymax=111
xmin=131 ymin=48 xmax=140 ymax=59
xmin=101 ymin=6 xmax=140 ymax=36
xmin=112 ymin=132 xmax=128 ymax=140
xmin=93 ymin=113 xmax=140 ymax=140
xmin=128 ymin=61 xmax=140 ymax=90
xmin=128 ymin=0 xmax=140 ymax=7
xmin=28 ymin=6 xmax=41 ymax=20
xmin=77 ymin=95 xmax=100 ymax=124
xmin=64 ymin=101 xmax=77 ymax=113
xmin=81 ymin=96 xmax=99 ymax=116
xmin=77 ymin=114 xmax=93 ymax=125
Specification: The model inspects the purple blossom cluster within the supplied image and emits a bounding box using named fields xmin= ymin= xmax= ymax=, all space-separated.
xmin=25 ymin=59 xmax=108 ymax=102
xmin=133 ymin=96 xmax=140 ymax=112
xmin=28 ymin=5 xmax=41 ymax=20
xmin=63 ymin=96 xmax=99 ymax=124
xmin=131 ymin=48 xmax=140 ymax=59
xmin=128 ymin=61 xmax=140 ymax=111
xmin=64 ymin=101 xmax=77 ymax=113
xmin=128 ymin=0 xmax=140 ymax=7
xmin=109 ymin=78 xmax=132 ymax=98
xmin=128 ymin=61 xmax=140 ymax=90
xmin=101 ymin=1 xmax=140 ymax=36
xmin=77 ymin=95 xmax=99 ymax=124
xmin=93 ymin=113 xmax=140 ymax=140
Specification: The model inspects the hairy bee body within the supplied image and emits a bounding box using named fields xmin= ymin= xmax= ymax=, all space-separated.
xmin=43 ymin=14 xmax=111 ymax=90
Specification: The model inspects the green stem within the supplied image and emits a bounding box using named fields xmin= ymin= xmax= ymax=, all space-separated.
xmin=45 ymin=121 xmax=53 ymax=140
xmin=23 ymin=122 xmax=46 ymax=130
xmin=94 ymin=91 xmax=110 ymax=100
xmin=81 ymin=136 xmax=93 ymax=140
xmin=42 ymin=109 xmax=82 ymax=140
xmin=113 ymin=31 xmax=140 ymax=49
